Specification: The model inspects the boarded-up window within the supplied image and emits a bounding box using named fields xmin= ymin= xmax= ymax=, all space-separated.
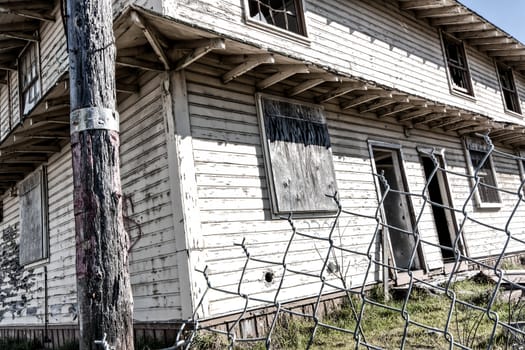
xmin=18 ymin=167 xmax=47 ymax=265
xmin=257 ymin=95 xmax=338 ymax=214
xmin=19 ymin=42 xmax=41 ymax=116
xmin=465 ymin=138 xmax=501 ymax=206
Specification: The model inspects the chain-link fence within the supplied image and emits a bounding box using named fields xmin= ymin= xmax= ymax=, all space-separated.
xmin=171 ymin=134 xmax=525 ymax=349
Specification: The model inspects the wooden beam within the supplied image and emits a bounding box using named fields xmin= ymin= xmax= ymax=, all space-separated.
xmin=446 ymin=22 xmax=489 ymax=33
xmin=415 ymin=5 xmax=462 ymax=18
xmin=118 ymin=45 xmax=150 ymax=57
xmin=399 ymin=0 xmax=452 ymax=10
xmin=0 ymin=166 xmax=34 ymax=173
xmin=0 ymin=9 xmax=55 ymax=22
xmin=173 ymin=38 xmax=225 ymax=71
xmin=360 ymin=96 xmax=410 ymax=113
xmin=398 ymin=107 xmax=438 ymax=122
xmin=0 ymin=38 xmax=26 ymax=49
xmin=0 ymin=144 xmax=62 ymax=154
xmin=487 ymin=49 xmax=525 ymax=57
xmin=457 ymin=124 xmax=493 ymax=135
xmin=0 ymin=21 xmax=39 ymax=32
xmin=468 ymin=36 xmax=514 ymax=46
xmin=0 ymin=62 xmax=17 ymax=71
xmin=0 ymin=32 xmax=38 ymax=42
xmin=341 ymin=91 xmax=393 ymax=110
xmin=316 ymin=81 xmax=367 ymax=103
xmin=222 ymin=54 xmax=274 ymax=83
xmin=287 ymin=75 xmax=339 ymax=97
xmin=431 ymin=14 xmax=477 ymax=26
xmin=413 ymin=112 xmax=447 ymax=126
xmin=116 ymin=82 xmax=139 ymax=94
xmin=455 ymin=29 xmax=500 ymax=39
xmin=443 ymin=120 xmax=478 ymax=131
xmin=0 ymin=1 xmax=54 ymax=10
xmin=379 ymin=102 xmax=423 ymax=118
xmin=478 ymin=43 xmax=523 ymax=51
xmin=116 ymin=56 xmax=165 ymax=71
xmin=257 ymin=64 xmax=309 ymax=90
xmin=130 ymin=11 xmax=170 ymax=70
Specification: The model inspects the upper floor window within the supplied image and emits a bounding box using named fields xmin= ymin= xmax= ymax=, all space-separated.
xmin=465 ymin=138 xmax=501 ymax=208
xmin=497 ymin=63 xmax=521 ymax=115
xmin=19 ymin=42 xmax=41 ymax=116
xmin=246 ymin=0 xmax=307 ymax=37
xmin=442 ymin=33 xmax=474 ymax=96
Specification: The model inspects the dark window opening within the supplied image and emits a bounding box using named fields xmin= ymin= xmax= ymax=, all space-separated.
xmin=248 ymin=0 xmax=306 ymax=36
xmin=497 ymin=64 xmax=521 ymax=114
xmin=0 ymin=200 xmax=3 ymax=223
xmin=443 ymin=34 xmax=473 ymax=95
xmin=469 ymin=149 xmax=501 ymax=204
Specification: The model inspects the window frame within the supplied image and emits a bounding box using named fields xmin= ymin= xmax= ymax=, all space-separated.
xmin=440 ymin=31 xmax=475 ymax=99
xmin=495 ymin=62 xmax=522 ymax=116
xmin=464 ymin=137 xmax=501 ymax=209
xmin=243 ymin=0 xmax=310 ymax=43
xmin=256 ymin=93 xmax=338 ymax=216
xmin=18 ymin=166 xmax=48 ymax=266
xmin=18 ymin=41 xmax=42 ymax=117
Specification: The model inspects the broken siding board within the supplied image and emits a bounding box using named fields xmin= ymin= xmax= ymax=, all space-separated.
xmin=0 ymin=84 xmax=9 ymax=141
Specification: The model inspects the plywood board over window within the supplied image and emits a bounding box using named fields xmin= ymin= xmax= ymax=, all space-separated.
xmin=18 ymin=167 xmax=48 ymax=266
xmin=256 ymin=94 xmax=338 ymax=215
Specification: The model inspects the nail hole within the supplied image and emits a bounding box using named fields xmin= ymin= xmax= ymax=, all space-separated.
xmin=264 ymin=271 xmax=274 ymax=283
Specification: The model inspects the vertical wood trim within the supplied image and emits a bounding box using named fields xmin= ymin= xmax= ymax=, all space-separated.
xmin=162 ymin=71 xmax=206 ymax=319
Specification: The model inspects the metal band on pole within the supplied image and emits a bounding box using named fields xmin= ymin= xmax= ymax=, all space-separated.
xmin=70 ymin=107 xmax=119 ymax=134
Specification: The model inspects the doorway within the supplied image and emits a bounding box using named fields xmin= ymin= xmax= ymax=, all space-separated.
xmin=421 ymin=155 xmax=460 ymax=263
xmin=371 ymin=146 xmax=422 ymax=271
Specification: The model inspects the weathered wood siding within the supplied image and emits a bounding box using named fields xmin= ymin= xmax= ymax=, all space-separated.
xmin=162 ymin=0 xmax=525 ymax=125
xmin=119 ymin=71 xmax=183 ymax=321
xmin=0 ymin=3 xmax=67 ymax=143
xmin=0 ymin=191 xmax=45 ymax=325
xmin=184 ymin=57 xmax=525 ymax=318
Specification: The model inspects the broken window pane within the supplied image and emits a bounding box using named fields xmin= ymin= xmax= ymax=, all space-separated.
xmin=248 ymin=0 xmax=306 ymax=36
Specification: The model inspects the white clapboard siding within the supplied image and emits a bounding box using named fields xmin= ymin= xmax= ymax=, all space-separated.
xmin=46 ymin=146 xmax=77 ymax=324
xmin=164 ymin=0 xmax=523 ymax=125
xmin=119 ymin=71 xmax=183 ymax=321
xmin=9 ymin=70 xmax=19 ymax=127
xmin=39 ymin=5 xmax=68 ymax=95
xmin=0 ymin=83 xmax=9 ymax=141
xmin=185 ymin=56 xmax=525 ymax=317
xmin=0 ymin=187 xmax=46 ymax=325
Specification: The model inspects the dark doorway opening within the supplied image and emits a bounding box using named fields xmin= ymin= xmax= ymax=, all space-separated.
xmin=421 ymin=155 xmax=457 ymax=262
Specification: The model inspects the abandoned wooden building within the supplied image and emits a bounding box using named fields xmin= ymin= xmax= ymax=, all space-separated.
xmin=0 ymin=0 xmax=524 ymax=345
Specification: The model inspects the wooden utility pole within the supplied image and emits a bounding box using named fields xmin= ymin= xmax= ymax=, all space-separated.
xmin=66 ymin=0 xmax=134 ymax=349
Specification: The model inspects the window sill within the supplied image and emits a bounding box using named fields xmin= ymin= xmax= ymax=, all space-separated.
xmin=23 ymin=257 xmax=49 ymax=269
xmin=475 ymin=202 xmax=502 ymax=210
xmin=244 ymin=17 xmax=311 ymax=46
xmin=450 ymin=87 xmax=476 ymax=102
xmin=503 ymin=108 xmax=523 ymax=119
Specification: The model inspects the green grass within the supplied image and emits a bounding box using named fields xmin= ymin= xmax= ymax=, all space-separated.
xmin=202 ymin=277 xmax=525 ymax=349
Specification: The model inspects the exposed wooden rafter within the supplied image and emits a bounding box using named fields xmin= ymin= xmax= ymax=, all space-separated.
xmin=341 ymin=91 xmax=393 ymax=110
xmin=257 ymin=64 xmax=309 ymax=90
xmin=317 ymin=81 xmax=368 ymax=103
xmin=222 ymin=54 xmax=274 ymax=84
xmin=130 ymin=10 xmax=171 ymax=70
xmin=287 ymin=74 xmax=340 ymax=97
xmin=173 ymin=38 xmax=226 ymax=71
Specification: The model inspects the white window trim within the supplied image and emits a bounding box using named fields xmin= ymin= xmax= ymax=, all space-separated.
xmin=243 ymin=0 xmax=311 ymax=45
xmin=494 ymin=61 xmax=522 ymax=117
xmin=440 ymin=31 xmax=476 ymax=100
xmin=464 ymin=137 xmax=502 ymax=209
xmin=18 ymin=41 xmax=42 ymax=117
